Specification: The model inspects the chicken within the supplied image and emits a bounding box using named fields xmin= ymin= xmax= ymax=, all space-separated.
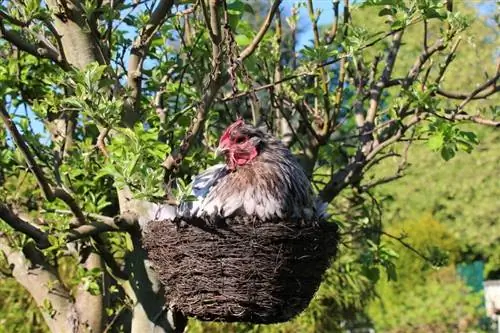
xmin=178 ymin=119 xmax=326 ymax=221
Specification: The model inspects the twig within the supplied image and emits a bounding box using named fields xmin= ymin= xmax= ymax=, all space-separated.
xmin=219 ymin=72 xmax=316 ymax=102
xmin=95 ymin=127 xmax=111 ymax=157
xmin=434 ymin=37 xmax=461 ymax=85
xmin=307 ymin=0 xmax=332 ymax=137
xmin=458 ymin=70 xmax=499 ymax=110
xmin=330 ymin=0 xmax=350 ymax=130
xmin=325 ymin=0 xmax=340 ymax=44
xmin=380 ymin=231 xmax=435 ymax=264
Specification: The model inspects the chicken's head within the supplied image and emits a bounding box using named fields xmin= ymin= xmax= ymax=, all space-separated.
xmin=216 ymin=119 xmax=263 ymax=170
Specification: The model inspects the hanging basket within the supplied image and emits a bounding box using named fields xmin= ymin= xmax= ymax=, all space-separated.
xmin=142 ymin=215 xmax=339 ymax=324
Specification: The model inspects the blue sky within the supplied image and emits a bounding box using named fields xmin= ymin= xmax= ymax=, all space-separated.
xmin=293 ymin=0 xmax=338 ymax=49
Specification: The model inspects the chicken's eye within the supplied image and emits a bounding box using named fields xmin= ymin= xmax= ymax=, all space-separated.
xmin=234 ymin=136 xmax=246 ymax=144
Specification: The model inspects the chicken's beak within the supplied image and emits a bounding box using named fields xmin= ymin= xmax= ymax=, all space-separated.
xmin=215 ymin=146 xmax=228 ymax=158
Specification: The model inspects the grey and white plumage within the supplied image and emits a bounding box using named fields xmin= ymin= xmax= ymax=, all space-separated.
xmin=178 ymin=120 xmax=327 ymax=221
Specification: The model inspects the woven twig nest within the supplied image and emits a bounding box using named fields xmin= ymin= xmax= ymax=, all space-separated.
xmin=142 ymin=216 xmax=339 ymax=324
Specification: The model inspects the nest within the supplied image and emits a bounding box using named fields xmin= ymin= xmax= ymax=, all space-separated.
xmin=142 ymin=216 xmax=339 ymax=324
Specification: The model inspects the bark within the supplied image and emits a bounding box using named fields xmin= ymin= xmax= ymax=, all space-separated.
xmin=118 ymin=189 xmax=186 ymax=333
xmin=75 ymin=252 xmax=105 ymax=332
xmin=0 ymin=239 xmax=80 ymax=333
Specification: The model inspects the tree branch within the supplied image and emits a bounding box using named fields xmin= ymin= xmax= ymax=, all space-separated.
xmin=0 ymin=203 xmax=49 ymax=248
xmin=365 ymin=30 xmax=404 ymax=125
xmin=126 ymin=0 xmax=175 ymax=126
xmin=162 ymin=0 xmax=226 ymax=182
xmin=0 ymin=236 xmax=80 ymax=333
xmin=436 ymin=86 xmax=499 ymax=100
xmin=458 ymin=70 xmax=499 ymax=110
xmin=0 ymin=103 xmax=86 ymax=225
xmin=438 ymin=113 xmax=500 ymax=127
xmin=238 ymin=0 xmax=282 ymax=62
xmin=0 ymin=20 xmax=67 ymax=68
xmin=325 ymin=0 xmax=340 ymax=44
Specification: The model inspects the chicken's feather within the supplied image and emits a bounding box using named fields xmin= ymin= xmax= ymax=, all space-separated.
xmin=176 ymin=124 xmax=328 ymax=221
xmin=177 ymin=163 xmax=227 ymax=217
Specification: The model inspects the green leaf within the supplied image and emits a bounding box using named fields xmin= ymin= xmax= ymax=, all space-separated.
xmin=440 ymin=145 xmax=455 ymax=161
xmin=427 ymin=134 xmax=444 ymax=150
xmin=235 ymin=34 xmax=252 ymax=47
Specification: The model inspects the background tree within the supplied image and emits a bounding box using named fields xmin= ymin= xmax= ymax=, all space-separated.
xmin=0 ymin=0 xmax=498 ymax=332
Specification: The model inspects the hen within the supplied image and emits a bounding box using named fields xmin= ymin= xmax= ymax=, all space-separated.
xmin=177 ymin=119 xmax=326 ymax=222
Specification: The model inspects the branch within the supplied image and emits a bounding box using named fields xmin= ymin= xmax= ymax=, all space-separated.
xmin=436 ymin=86 xmax=499 ymax=100
xmin=433 ymin=37 xmax=461 ymax=85
xmin=162 ymin=0 xmax=225 ymax=180
xmin=67 ymin=220 xmax=119 ymax=241
xmin=219 ymin=72 xmax=316 ymax=102
xmin=365 ymin=115 xmax=421 ymax=161
xmin=360 ymin=129 xmax=414 ymax=191
xmin=126 ymin=0 xmax=175 ymax=125
xmin=0 ymin=20 xmax=67 ymax=69
xmin=0 ymin=237 xmax=79 ymax=333
xmin=66 ymin=213 xmax=137 ymax=241
xmin=0 ymin=10 xmax=29 ymax=27
xmin=363 ymin=28 xmax=404 ymax=146
xmin=404 ymin=38 xmax=446 ymax=87
xmin=438 ymin=113 xmax=500 ymax=127
xmin=458 ymin=70 xmax=499 ymax=110
xmin=0 ymin=203 xmax=49 ymax=248
xmin=325 ymin=0 xmax=340 ymax=44
xmin=0 ymin=103 xmax=86 ymax=225
xmin=320 ymin=114 xmax=421 ymax=202
xmin=0 ymin=103 xmax=54 ymax=198
xmin=307 ymin=0 xmax=332 ymax=137
xmin=380 ymin=230 xmax=436 ymax=264
xmin=238 ymin=0 xmax=282 ymax=62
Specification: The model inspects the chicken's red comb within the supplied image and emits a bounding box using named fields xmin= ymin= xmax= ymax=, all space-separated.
xmin=219 ymin=118 xmax=245 ymax=143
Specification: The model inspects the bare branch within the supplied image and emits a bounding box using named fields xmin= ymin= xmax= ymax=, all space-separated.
xmin=219 ymin=72 xmax=316 ymax=102
xmin=405 ymin=38 xmax=446 ymax=87
xmin=0 ymin=103 xmax=54 ymax=199
xmin=380 ymin=230 xmax=436 ymax=264
xmin=458 ymin=69 xmax=499 ymax=110
xmin=438 ymin=113 xmax=500 ymax=127
xmin=325 ymin=0 xmax=340 ymax=44
xmin=307 ymin=0 xmax=332 ymax=137
xmin=67 ymin=220 xmax=120 ymax=241
xmin=365 ymin=30 xmax=404 ymax=125
xmin=126 ymin=0 xmax=175 ymax=125
xmin=436 ymin=86 xmax=499 ymax=100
